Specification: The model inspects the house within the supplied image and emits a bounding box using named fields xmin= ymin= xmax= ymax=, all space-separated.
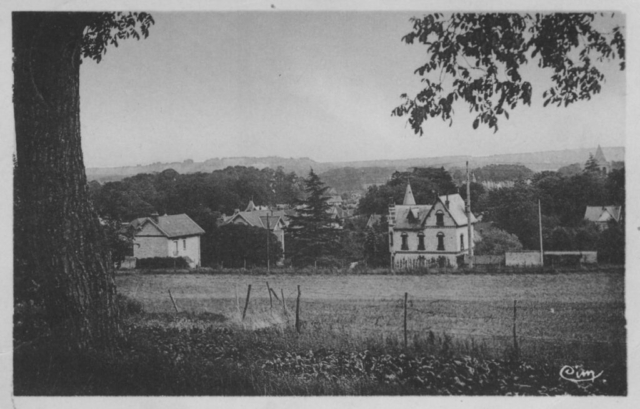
xmin=131 ymin=213 xmax=205 ymax=267
xmin=388 ymin=183 xmax=477 ymax=269
xmin=584 ymin=205 xmax=622 ymax=229
xmin=223 ymin=201 xmax=287 ymax=255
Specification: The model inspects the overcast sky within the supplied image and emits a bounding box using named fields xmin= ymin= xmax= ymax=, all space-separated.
xmin=79 ymin=11 xmax=626 ymax=168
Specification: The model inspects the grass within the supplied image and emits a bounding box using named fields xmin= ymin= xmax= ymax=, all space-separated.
xmin=115 ymin=270 xmax=625 ymax=362
xmin=14 ymin=270 xmax=626 ymax=395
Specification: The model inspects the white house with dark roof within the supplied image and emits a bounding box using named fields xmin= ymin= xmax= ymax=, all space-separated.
xmin=389 ymin=183 xmax=476 ymax=269
xmin=131 ymin=213 xmax=205 ymax=267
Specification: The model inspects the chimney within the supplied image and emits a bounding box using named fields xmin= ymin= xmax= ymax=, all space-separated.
xmin=445 ymin=194 xmax=450 ymax=209
xmin=150 ymin=211 xmax=159 ymax=223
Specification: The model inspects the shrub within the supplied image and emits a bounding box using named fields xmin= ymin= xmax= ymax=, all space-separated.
xmin=137 ymin=257 xmax=189 ymax=269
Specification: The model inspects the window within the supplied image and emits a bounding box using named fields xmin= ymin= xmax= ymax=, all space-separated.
xmin=436 ymin=210 xmax=444 ymax=227
xmin=437 ymin=232 xmax=445 ymax=251
xmin=183 ymin=239 xmax=187 ymax=250
xmin=389 ymin=232 xmax=393 ymax=247
xmin=174 ymin=241 xmax=178 ymax=254
xmin=460 ymin=234 xmax=464 ymax=250
xmin=401 ymin=233 xmax=408 ymax=250
xmin=418 ymin=233 xmax=425 ymax=250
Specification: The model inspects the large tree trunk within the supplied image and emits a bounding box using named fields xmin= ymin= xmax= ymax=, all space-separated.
xmin=13 ymin=12 xmax=120 ymax=350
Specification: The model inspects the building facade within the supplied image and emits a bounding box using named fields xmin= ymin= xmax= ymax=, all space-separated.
xmin=389 ymin=184 xmax=476 ymax=269
xmin=131 ymin=213 xmax=205 ymax=267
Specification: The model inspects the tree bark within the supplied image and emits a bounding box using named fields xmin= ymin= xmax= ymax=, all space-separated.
xmin=13 ymin=12 xmax=120 ymax=350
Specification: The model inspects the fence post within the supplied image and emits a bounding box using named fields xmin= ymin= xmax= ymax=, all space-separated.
xmin=168 ymin=289 xmax=179 ymax=313
xmin=235 ymin=284 xmax=240 ymax=315
xmin=266 ymin=281 xmax=273 ymax=309
xmin=512 ymin=299 xmax=519 ymax=360
xmin=403 ymin=292 xmax=408 ymax=348
xmin=242 ymin=284 xmax=252 ymax=320
xmin=281 ymin=288 xmax=288 ymax=315
xmin=296 ymin=285 xmax=301 ymax=333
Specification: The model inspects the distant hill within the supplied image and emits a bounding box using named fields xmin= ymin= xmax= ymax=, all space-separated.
xmin=86 ymin=146 xmax=624 ymax=188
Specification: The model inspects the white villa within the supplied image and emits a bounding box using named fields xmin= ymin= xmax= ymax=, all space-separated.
xmin=389 ymin=184 xmax=477 ymax=269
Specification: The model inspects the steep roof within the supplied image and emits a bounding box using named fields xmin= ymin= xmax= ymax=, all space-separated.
xmin=594 ymin=145 xmax=608 ymax=164
xmin=403 ymin=183 xmax=416 ymax=205
xmin=392 ymin=194 xmax=476 ymax=230
xmin=584 ymin=206 xmax=622 ymax=223
xmin=132 ymin=214 xmax=205 ymax=238
xmin=439 ymin=194 xmax=477 ymax=226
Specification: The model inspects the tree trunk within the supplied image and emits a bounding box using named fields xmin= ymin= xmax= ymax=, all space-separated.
xmin=13 ymin=12 xmax=120 ymax=350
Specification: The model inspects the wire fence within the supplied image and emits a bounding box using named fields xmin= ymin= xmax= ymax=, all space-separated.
xmin=119 ymin=274 xmax=626 ymax=362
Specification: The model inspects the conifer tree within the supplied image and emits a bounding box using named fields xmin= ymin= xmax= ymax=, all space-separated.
xmin=286 ymin=169 xmax=340 ymax=265
xmin=584 ymin=154 xmax=601 ymax=174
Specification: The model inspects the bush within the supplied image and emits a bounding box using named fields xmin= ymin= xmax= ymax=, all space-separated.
xmin=137 ymin=257 xmax=189 ymax=269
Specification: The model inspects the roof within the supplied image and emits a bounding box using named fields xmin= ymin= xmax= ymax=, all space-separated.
xmin=403 ymin=183 xmax=416 ymax=205
xmin=224 ymin=211 xmax=284 ymax=230
xmin=366 ymin=214 xmax=382 ymax=228
xmin=392 ymin=194 xmax=477 ymax=230
xmin=132 ymin=214 xmax=205 ymax=238
xmin=584 ymin=206 xmax=622 ymax=223
xmin=594 ymin=145 xmax=608 ymax=164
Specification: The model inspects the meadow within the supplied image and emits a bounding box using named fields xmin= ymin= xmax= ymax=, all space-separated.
xmin=116 ymin=271 xmax=626 ymax=365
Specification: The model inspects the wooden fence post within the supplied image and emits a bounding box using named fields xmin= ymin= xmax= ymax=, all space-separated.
xmin=168 ymin=289 xmax=179 ymax=313
xmin=266 ymin=281 xmax=273 ymax=309
xmin=513 ymin=299 xmax=519 ymax=359
xmin=242 ymin=284 xmax=252 ymax=320
xmin=281 ymin=288 xmax=287 ymax=315
xmin=235 ymin=284 xmax=240 ymax=315
xmin=296 ymin=285 xmax=301 ymax=333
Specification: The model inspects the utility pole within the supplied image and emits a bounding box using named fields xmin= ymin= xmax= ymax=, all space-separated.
xmin=266 ymin=209 xmax=271 ymax=272
xmin=466 ymin=161 xmax=474 ymax=268
xmin=538 ymin=199 xmax=544 ymax=266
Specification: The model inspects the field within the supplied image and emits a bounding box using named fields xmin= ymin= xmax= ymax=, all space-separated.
xmin=116 ymin=271 xmax=626 ymax=364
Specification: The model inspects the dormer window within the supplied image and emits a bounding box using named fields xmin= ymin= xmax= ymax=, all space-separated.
xmin=436 ymin=210 xmax=444 ymax=227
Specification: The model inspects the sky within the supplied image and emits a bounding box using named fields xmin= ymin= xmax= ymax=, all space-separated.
xmin=78 ymin=11 xmax=626 ymax=168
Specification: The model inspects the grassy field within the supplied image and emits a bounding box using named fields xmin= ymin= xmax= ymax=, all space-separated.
xmin=116 ymin=271 xmax=626 ymax=364
xmin=15 ymin=271 xmax=625 ymax=395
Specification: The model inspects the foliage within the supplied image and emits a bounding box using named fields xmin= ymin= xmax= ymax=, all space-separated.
xmin=545 ymin=227 xmax=575 ymax=251
xmin=286 ymin=170 xmax=341 ymax=266
xmin=475 ymin=227 xmax=523 ymax=255
xmin=211 ymin=224 xmax=283 ymax=268
xmin=363 ymin=217 xmax=390 ymax=267
xmin=557 ymin=163 xmax=583 ymax=177
xmin=482 ymin=183 xmax=542 ymax=249
xmin=606 ymin=168 xmax=625 ymax=206
xmin=472 ymin=164 xmax=534 ymax=182
xmin=357 ymin=167 xmax=457 ymax=215
xmin=318 ymin=166 xmax=396 ymax=194
xmin=584 ymin=154 xmax=601 ymax=173
xmin=137 ymin=257 xmax=190 ymax=269
xmin=392 ymin=13 xmax=625 ymax=133
xmin=597 ymin=221 xmax=625 ymax=264
xmin=81 ymin=12 xmax=155 ymax=63
xmin=101 ymin=218 xmax=136 ymax=268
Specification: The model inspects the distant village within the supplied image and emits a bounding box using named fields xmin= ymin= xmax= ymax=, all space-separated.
xmin=92 ymin=145 xmax=624 ymax=271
